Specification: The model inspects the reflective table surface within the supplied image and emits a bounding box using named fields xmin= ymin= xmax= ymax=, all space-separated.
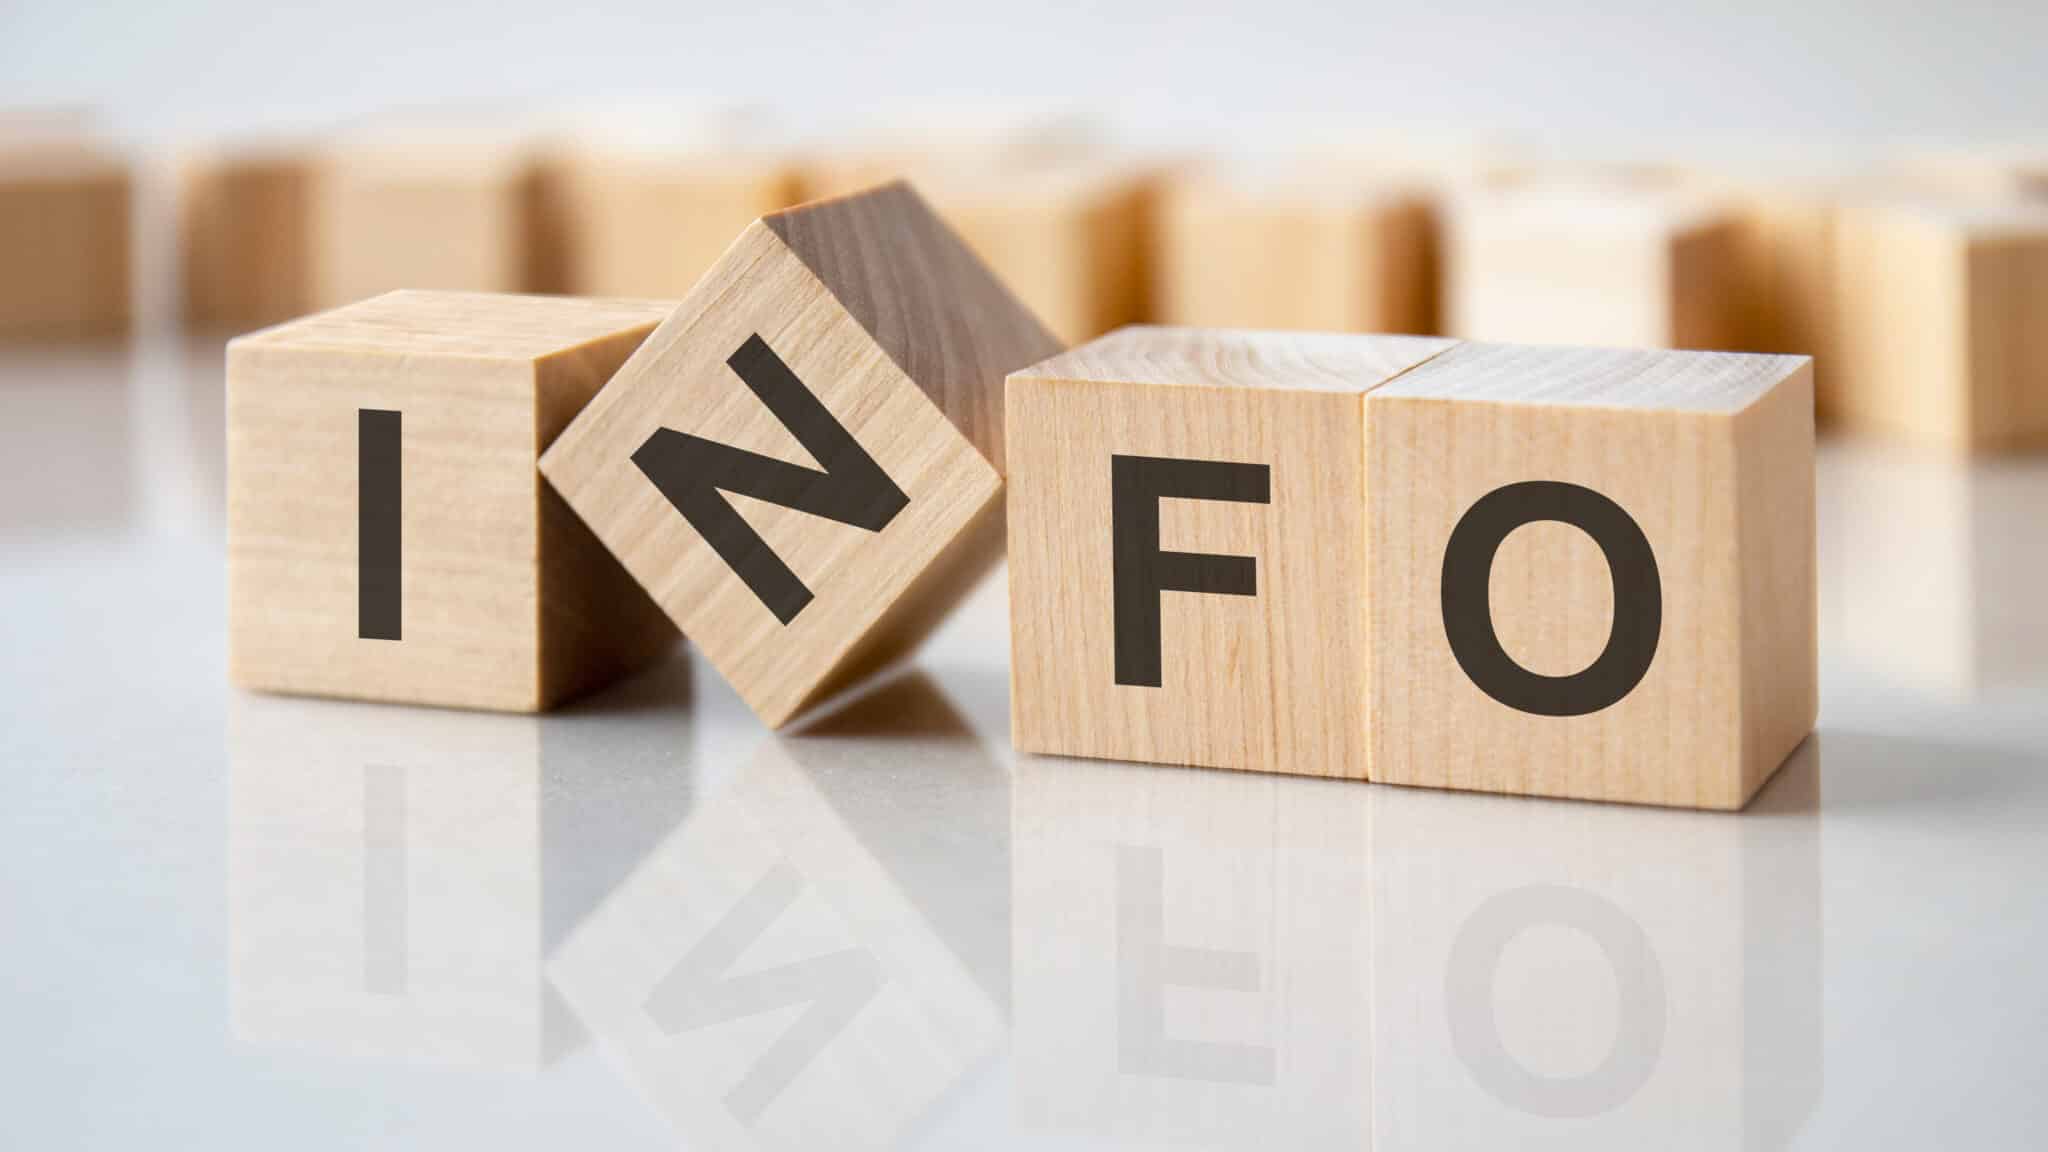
xmin=3 ymin=338 xmax=2045 ymax=1150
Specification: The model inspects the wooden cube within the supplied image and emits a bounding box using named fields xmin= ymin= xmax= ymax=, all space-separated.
xmin=313 ymin=146 xmax=548 ymax=309
xmin=1446 ymin=188 xmax=1738 ymax=351
xmin=1007 ymin=326 xmax=1456 ymax=778
xmin=539 ymin=148 xmax=798 ymax=298
xmin=539 ymin=183 xmax=1059 ymax=727
xmin=179 ymin=145 xmax=319 ymax=331
xmin=1365 ymin=342 xmax=1816 ymax=808
xmin=228 ymin=290 xmax=679 ymax=712
xmin=1156 ymin=170 xmax=1436 ymax=335
xmin=1719 ymin=186 xmax=1838 ymax=412
xmin=1832 ymin=199 xmax=2048 ymax=453
xmin=0 ymin=143 xmax=130 ymax=341
xmin=1370 ymin=741 xmax=1819 ymax=1146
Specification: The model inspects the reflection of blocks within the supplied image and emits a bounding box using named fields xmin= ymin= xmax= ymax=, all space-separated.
xmin=228 ymin=290 xmax=678 ymax=711
xmin=541 ymin=183 xmax=1059 ymax=726
xmin=1012 ymin=756 xmax=1372 ymax=1149
xmin=1366 ymin=342 xmax=1815 ymax=807
xmin=314 ymin=147 xmax=549 ymax=309
xmin=550 ymin=732 xmax=1002 ymax=1151
xmin=179 ymin=147 xmax=318 ymax=331
xmin=1370 ymin=744 xmax=1821 ymax=1150
xmin=1832 ymin=200 xmax=2048 ymax=453
xmin=1447 ymin=188 xmax=1738 ymax=351
xmin=0 ymin=144 xmax=130 ymax=341
xmin=1007 ymin=326 xmax=1453 ymax=777
xmin=1157 ymin=171 xmax=1436 ymax=336
xmin=539 ymin=149 xmax=798 ymax=298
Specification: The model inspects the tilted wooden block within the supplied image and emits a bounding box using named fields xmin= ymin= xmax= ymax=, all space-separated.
xmin=1007 ymin=326 xmax=1456 ymax=777
xmin=180 ymin=145 xmax=319 ymax=331
xmin=1446 ymin=187 xmax=1739 ymax=351
xmin=229 ymin=290 xmax=679 ymax=712
xmin=1366 ymin=342 xmax=1816 ymax=808
xmin=0 ymin=142 xmax=130 ymax=341
xmin=1156 ymin=170 xmax=1436 ymax=335
xmin=539 ymin=148 xmax=798 ymax=298
xmin=539 ymin=183 xmax=1061 ymax=727
xmin=1832 ymin=199 xmax=2048 ymax=453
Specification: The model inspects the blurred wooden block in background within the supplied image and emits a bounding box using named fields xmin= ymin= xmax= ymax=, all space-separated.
xmin=1718 ymin=186 xmax=1840 ymax=416
xmin=229 ymin=290 xmax=679 ymax=712
xmin=1447 ymin=187 xmax=1739 ymax=351
xmin=1895 ymin=145 xmax=2048 ymax=203
xmin=803 ymin=155 xmax=1152 ymax=344
xmin=314 ymin=146 xmax=550 ymax=310
xmin=180 ymin=146 xmax=319 ymax=331
xmin=1007 ymin=326 xmax=1456 ymax=778
xmin=540 ymin=183 xmax=1060 ymax=727
xmin=538 ymin=148 xmax=798 ymax=298
xmin=1156 ymin=169 xmax=1436 ymax=335
xmin=1365 ymin=342 xmax=1816 ymax=808
xmin=0 ymin=142 xmax=130 ymax=341
xmin=1833 ymin=199 xmax=2048 ymax=454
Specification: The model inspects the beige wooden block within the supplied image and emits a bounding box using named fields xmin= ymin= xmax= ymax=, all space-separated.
xmin=1720 ymin=187 xmax=1839 ymax=415
xmin=1896 ymin=145 xmax=2048 ymax=203
xmin=1007 ymin=326 xmax=1456 ymax=778
xmin=0 ymin=143 xmax=130 ymax=341
xmin=179 ymin=146 xmax=319 ymax=331
xmin=314 ymin=146 xmax=549 ymax=309
xmin=540 ymin=148 xmax=798 ymax=298
xmin=540 ymin=183 xmax=1060 ymax=727
xmin=228 ymin=290 xmax=680 ymax=712
xmin=1446 ymin=188 xmax=1739 ymax=351
xmin=1156 ymin=170 xmax=1436 ymax=335
xmin=1366 ymin=342 xmax=1816 ymax=808
xmin=1832 ymin=199 xmax=2048 ymax=453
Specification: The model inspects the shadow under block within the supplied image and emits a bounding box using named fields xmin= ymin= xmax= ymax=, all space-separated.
xmin=180 ymin=148 xmax=318 ymax=331
xmin=314 ymin=148 xmax=549 ymax=310
xmin=539 ymin=183 xmax=1061 ymax=728
xmin=1446 ymin=189 xmax=1738 ymax=352
xmin=228 ymin=290 xmax=680 ymax=712
xmin=0 ymin=145 xmax=130 ymax=341
xmin=539 ymin=150 xmax=798 ymax=298
xmin=1366 ymin=342 xmax=1816 ymax=808
xmin=1006 ymin=326 xmax=1458 ymax=778
xmin=1832 ymin=200 xmax=2048 ymax=453
xmin=1156 ymin=175 xmax=1436 ymax=336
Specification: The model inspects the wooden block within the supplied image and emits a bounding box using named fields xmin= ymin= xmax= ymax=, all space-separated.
xmin=1446 ymin=188 xmax=1739 ymax=351
xmin=313 ymin=146 xmax=549 ymax=309
xmin=0 ymin=142 xmax=130 ymax=341
xmin=1156 ymin=169 xmax=1436 ymax=335
xmin=179 ymin=146 xmax=319 ymax=331
xmin=228 ymin=289 xmax=680 ymax=712
xmin=539 ymin=148 xmax=798 ymax=298
xmin=1007 ymin=326 xmax=1456 ymax=778
xmin=1896 ymin=145 xmax=2048 ymax=203
xmin=1832 ymin=199 xmax=2048 ymax=453
xmin=1719 ymin=186 xmax=1839 ymax=414
xmin=539 ymin=183 xmax=1060 ymax=727
xmin=1365 ymin=342 xmax=1816 ymax=808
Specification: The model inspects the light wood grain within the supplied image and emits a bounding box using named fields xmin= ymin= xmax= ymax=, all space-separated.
xmin=1366 ymin=341 xmax=1815 ymax=808
xmin=0 ymin=142 xmax=130 ymax=341
xmin=1832 ymin=198 xmax=2048 ymax=453
xmin=180 ymin=146 xmax=319 ymax=331
xmin=539 ymin=183 xmax=1060 ymax=727
xmin=229 ymin=289 xmax=679 ymax=712
xmin=1008 ymin=325 xmax=1455 ymax=778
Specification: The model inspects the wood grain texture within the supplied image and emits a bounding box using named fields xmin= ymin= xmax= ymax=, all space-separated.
xmin=1156 ymin=170 xmax=1436 ymax=336
xmin=540 ymin=184 xmax=1060 ymax=727
xmin=0 ymin=143 xmax=130 ymax=341
xmin=1008 ymin=325 xmax=1455 ymax=778
xmin=1366 ymin=342 xmax=1815 ymax=808
xmin=1832 ymin=198 xmax=2048 ymax=453
xmin=229 ymin=290 xmax=679 ymax=712
xmin=1446 ymin=187 xmax=1738 ymax=352
xmin=180 ymin=146 xmax=318 ymax=331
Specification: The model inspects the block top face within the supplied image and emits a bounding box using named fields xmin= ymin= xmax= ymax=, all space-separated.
xmin=1369 ymin=341 xmax=1809 ymax=414
xmin=1013 ymin=325 xmax=1456 ymax=395
xmin=234 ymin=290 xmax=675 ymax=362
xmin=1853 ymin=196 xmax=2048 ymax=240
xmin=1454 ymin=186 xmax=1732 ymax=238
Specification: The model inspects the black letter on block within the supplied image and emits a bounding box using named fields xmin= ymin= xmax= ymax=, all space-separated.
xmin=632 ymin=334 xmax=909 ymax=625
xmin=1440 ymin=480 xmax=1661 ymax=717
xmin=358 ymin=408 xmax=402 ymax=641
xmin=1112 ymin=454 xmax=1271 ymax=688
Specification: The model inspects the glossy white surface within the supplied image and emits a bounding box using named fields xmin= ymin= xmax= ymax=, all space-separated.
xmin=3 ymin=337 xmax=2045 ymax=1150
